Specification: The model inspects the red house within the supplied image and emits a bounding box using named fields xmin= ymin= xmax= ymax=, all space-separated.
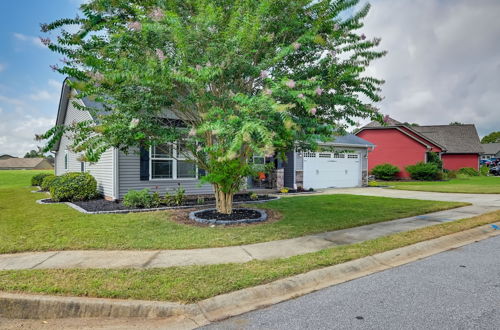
xmin=356 ymin=117 xmax=484 ymax=178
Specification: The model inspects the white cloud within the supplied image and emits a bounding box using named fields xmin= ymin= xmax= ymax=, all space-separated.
xmin=48 ymin=79 xmax=62 ymax=91
xmin=29 ymin=90 xmax=53 ymax=101
xmin=0 ymin=95 xmax=25 ymax=106
xmin=13 ymin=32 xmax=45 ymax=48
xmin=358 ymin=0 xmax=500 ymax=136
xmin=0 ymin=112 xmax=54 ymax=157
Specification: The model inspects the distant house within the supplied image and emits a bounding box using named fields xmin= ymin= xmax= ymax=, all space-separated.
xmin=0 ymin=154 xmax=15 ymax=160
xmin=53 ymin=77 xmax=374 ymax=200
xmin=481 ymin=143 xmax=500 ymax=160
xmin=355 ymin=117 xmax=484 ymax=178
xmin=0 ymin=158 xmax=54 ymax=170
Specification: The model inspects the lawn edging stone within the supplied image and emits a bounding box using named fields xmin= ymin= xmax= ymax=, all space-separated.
xmin=36 ymin=196 xmax=280 ymax=215
xmin=1 ymin=221 xmax=498 ymax=324
xmin=189 ymin=208 xmax=268 ymax=225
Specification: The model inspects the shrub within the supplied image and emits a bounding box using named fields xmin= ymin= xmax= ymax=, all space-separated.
xmin=164 ymin=186 xmax=186 ymax=206
xmin=40 ymin=174 xmax=57 ymax=191
xmin=444 ymin=169 xmax=458 ymax=179
xmin=458 ymin=167 xmax=480 ymax=177
xmin=426 ymin=152 xmax=443 ymax=169
xmin=406 ymin=162 xmax=440 ymax=181
xmin=371 ymin=163 xmax=400 ymax=181
xmin=31 ymin=173 xmax=53 ymax=187
xmin=480 ymin=165 xmax=489 ymax=176
xmin=123 ymin=189 xmax=159 ymax=208
xmin=249 ymin=192 xmax=259 ymax=200
xmin=50 ymin=172 xmax=98 ymax=202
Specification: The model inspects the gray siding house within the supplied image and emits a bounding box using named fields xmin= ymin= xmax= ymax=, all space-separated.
xmin=53 ymin=78 xmax=374 ymax=200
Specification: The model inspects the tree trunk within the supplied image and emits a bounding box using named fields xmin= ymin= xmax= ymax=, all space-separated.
xmin=213 ymin=184 xmax=234 ymax=214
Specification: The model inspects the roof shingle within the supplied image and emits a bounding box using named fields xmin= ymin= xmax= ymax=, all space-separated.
xmin=482 ymin=143 xmax=500 ymax=155
xmin=411 ymin=125 xmax=483 ymax=154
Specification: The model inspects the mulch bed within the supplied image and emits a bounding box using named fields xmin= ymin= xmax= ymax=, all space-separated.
xmin=278 ymin=188 xmax=315 ymax=194
xmin=45 ymin=194 xmax=276 ymax=213
xmin=170 ymin=207 xmax=283 ymax=227
xmin=193 ymin=208 xmax=262 ymax=221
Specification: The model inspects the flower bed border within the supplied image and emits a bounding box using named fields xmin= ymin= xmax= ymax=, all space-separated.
xmin=36 ymin=196 xmax=279 ymax=215
xmin=189 ymin=208 xmax=267 ymax=225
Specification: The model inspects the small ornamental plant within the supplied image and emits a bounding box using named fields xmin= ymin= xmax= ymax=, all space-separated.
xmin=39 ymin=0 xmax=386 ymax=214
xmin=371 ymin=163 xmax=400 ymax=181
xmin=280 ymin=187 xmax=290 ymax=194
xmin=249 ymin=192 xmax=259 ymax=200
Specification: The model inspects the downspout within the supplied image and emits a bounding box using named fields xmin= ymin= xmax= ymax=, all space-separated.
xmin=112 ymin=148 xmax=119 ymax=200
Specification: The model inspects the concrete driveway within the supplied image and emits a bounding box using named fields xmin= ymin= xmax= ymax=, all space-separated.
xmin=318 ymin=187 xmax=500 ymax=207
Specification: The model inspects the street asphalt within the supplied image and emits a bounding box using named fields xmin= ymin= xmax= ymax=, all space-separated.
xmin=201 ymin=234 xmax=500 ymax=330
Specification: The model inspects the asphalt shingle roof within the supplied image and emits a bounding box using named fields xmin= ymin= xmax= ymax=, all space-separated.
xmin=410 ymin=125 xmax=483 ymax=154
xmin=482 ymin=143 xmax=500 ymax=155
xmin=361 ymin=116 xmax=483 ymax=154
xmin=0 ymin=158 xmax=50 ymax=169
xmin=330 ymin=134 xmax=374 ymax=146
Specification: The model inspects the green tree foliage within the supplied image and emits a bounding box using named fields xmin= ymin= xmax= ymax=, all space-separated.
xmin=39 ymin=0 xmax=386 ymax=213
xmin=449 ymin=121 xmax=465 ymax=126
xmin=481 ymin=131 xmax=500 ymax=143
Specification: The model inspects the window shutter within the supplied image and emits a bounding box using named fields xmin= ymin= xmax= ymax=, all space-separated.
xmin=140 ymin=147 xmax=150 ymax=181
xmin=198 ymin=168 xmax=206 ymax=178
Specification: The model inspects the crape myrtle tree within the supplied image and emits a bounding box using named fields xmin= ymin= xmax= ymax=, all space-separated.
xmin=39 ymin=0 xmax=386 ymax=214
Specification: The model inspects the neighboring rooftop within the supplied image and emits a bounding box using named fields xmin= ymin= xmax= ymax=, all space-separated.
xmin=0 ymin=158 xmax=53 ymax=170
xmin=364 ymin=116 xmax=403 ymax=127
xmin=411 ymin=125 xmax=483 ymax=154
xmin=482 ymin=143 xmax=500 ymax=155
xmin=360 ymin=117 xmax=484 ymax=154
xmin=0 ymin=154 xmax=15 ymax=160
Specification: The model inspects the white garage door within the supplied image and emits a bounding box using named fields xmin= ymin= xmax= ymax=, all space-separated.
xmin=303 ymin=152 xmax=361 ymax=189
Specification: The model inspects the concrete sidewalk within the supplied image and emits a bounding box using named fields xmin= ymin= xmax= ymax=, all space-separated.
xmin=1 ymin=202 xmax=498 ymax=271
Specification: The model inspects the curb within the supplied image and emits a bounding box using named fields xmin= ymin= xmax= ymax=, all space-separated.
xmin=1 ymin=222 xmax=499 ymax=327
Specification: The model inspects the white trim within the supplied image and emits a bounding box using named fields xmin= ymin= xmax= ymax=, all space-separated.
xmin=112 ymin=148 xmax=119 ymax=200
xmin=149 ymin=142 xmax=198 ymax=181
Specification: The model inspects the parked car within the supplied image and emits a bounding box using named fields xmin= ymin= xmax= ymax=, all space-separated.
xmin=490 ymin=166 xmax=500 ymax=176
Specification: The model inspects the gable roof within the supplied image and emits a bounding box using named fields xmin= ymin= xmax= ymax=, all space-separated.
xmin=412 ymin=125 xmax=483 ymax=154
xmin=0 ymin=154 xmax=15 ymax=160
xmin=0 ymin=158 xmax=52 ymax=169
xmin=364 ymin=116 xmax=403 ymax=127
xmin=482 ymin=143 xmax=500 ymax=155
xmin=53 ymin=78 xmax=107 ymax=152
xmin=359 ymin=117 xmax=446 ymax=150
xmin=359 ymin=117 xmax=483 ymax=154
xmin=329 ymin=134 xmax=374 ymax=147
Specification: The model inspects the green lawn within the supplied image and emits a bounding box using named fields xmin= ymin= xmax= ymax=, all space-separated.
xmin=1 ymin=210 xmax=498 ymax=303
xmin=387 ymin=176 xmax=500 ymax=194
xmin=0 ymin=170 xmax=466 ymax=253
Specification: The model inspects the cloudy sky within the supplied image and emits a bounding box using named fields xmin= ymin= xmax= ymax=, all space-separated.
xmin=0 ymin=0 xmax=499 ymax=157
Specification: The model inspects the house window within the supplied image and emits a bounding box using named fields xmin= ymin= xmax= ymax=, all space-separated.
xmin=64 ymin=151 xmax=68 ymax=170
xmin=252 ymin=155 xmax=265 ymax=165
xmin=150 ymin=142 xmax=197 ymax=180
